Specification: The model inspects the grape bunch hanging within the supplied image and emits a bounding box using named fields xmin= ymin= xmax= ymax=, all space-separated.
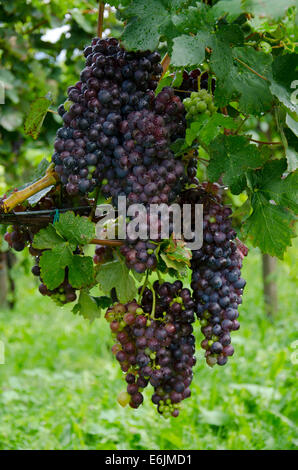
xmin=2 ymin=35 xmax=247 ymax=418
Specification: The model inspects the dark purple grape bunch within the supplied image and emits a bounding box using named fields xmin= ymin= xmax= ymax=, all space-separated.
xmin=180 ymin=184 xmax=246 ymax=367
xmin=105 ymin=281 xmax=196 ymax=417
xmin=101 ymin=91 xmax=187 ymax=207
xmin=140 ymin=281 xmax=196 ymax=417
xmin=52 ymin=37 xmax=165 ymax=197
xmin=105 ymin=301 xmax=150 ymax=410
xmin=4 ymin=228 xmax=29 ymax=252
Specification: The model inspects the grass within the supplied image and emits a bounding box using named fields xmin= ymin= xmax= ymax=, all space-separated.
xmin=0 ymin=247 xmax=297 ymax=450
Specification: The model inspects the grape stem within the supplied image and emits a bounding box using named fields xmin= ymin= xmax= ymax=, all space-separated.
xmin=138 ymin=270 xmax=149 ymax=303
xmin=97 ymin=2 xmax=105 ymax=38
xmin=161 ymin=54 xmax=171 ymax=78
xmin=149 ymin=282 xmax=156 ymax=320
xmin=89 ymin=239 xmax=124 ymax=247
xmin=1 ymin=165 xmax=58 ymax=213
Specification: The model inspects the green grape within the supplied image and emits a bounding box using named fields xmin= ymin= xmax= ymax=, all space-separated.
xmin=197 ymin=101 xmax=207 ymax=113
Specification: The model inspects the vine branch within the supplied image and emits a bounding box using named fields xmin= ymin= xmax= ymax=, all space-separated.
xmin=249 ymin=139 xmax=282 ymax=145
xmin=2 ymin=165 xmax=58 ymax=213
xmin=97 ymin=2 xmax=105 ymax=38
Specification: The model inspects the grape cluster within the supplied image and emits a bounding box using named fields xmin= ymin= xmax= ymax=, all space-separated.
xmin=183 ymin=89 xmax=217 ymax=120
xmin=175 ymin=69 xmax=216 ymax=101
xmin=120 ymin=238 xmax=158 ymax=273
xmin=102 ymin=93 xmax=186 ymax=207
xmin=4 ymin=191 xmax=92 ymax=305
xmin=52 ymin=37 xmax=186 ymax=202
xmin=105 ymin=281 xmax=195 ymax=417
xmin=4 ymin=227 xmax=30 ymax=252
xmin=180 ymin=184 xmax=246 ymax=366
xmin=185 ymin=150 xmax=199 ymax=186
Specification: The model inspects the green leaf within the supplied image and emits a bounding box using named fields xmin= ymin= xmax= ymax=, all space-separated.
xmin=171 ymin=33 xmax=209 ymax=67
xmin=68 ymin=256 xmax=95 ymax=289
xmin=33 ymin=158 xmax=51 ymax=180
xmin=243 ymin=0 xmax=296 ymax=20
xmin=189 ymin=113 xmax=238 ymax=146
xmin=33 ymin=224 xmax=65 ymax=250
xmin=96 ymin=260 xmax=137 ymax=303
xmin=270 ymin=54 xmax=298 ymax=116
xmin=54 ymin=212 xmax=95 ymax=246
xmin=212 ymin=42 xmax=273 ymax=114
xmin=249 ymin=159 xmax=298 ymax=211
xmin=164 ymin=237 xmax=192 ymax=266
xmin=244 ymin=193 xmax=295 ymax=259
xmin=24 ymin=96 xmax=52 ymax=139
xmin=70 ymin=9 xmax=94 ymax=33
xmin=160 ymin=253 xmax=189 ymax=278
xmin=155 ymin=73 xmax=174 ymax=95
xmin=39 ymin=245 xmax=73 ymax=290
xmin=285 ymin=119 xmax=298 ymax=172
xmin=212 ymin=0 xmax=244 ymax=21
xmin=208 ymin=135 xmax=266 ymax=194
xmin=73 ymin=290 xmax=101 ymax=323
xmin=185 ymin=115 xmax=209 ymax=146
xmin=121 ymin=0 xmax=168 ymax=51
xmin=94 ymin=296 xmax=113 ymax=309
xmin=243 ymin=159 xmax=297 ymax=258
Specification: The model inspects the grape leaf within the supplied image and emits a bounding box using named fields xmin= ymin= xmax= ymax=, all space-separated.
xmin=54 ymin=211 xmax=95 ymax=246
xmin=243 ymin=159 xmax=297 ymax=258
xmin=94 ymin=296 xmax=113 ymax=309
xmin=24 ymin=96 xmax=52 ymax=139
xmin=212 ymin=0 xmax=244 ymax=21
xmin=285 ymin=121 xmax=298 ymax=172
xmin=185 ymin=115 xmax=209 ymax=146
xmin=171 ymin=33 xmax=209 ymax=67
xmin=208 ymin=135 xmax=266 ymax=194
xmin=212 ymin=44 xmax=273 ymax=114
xmin=164 ymin=238 xmax=192 ymax=266
xmin=70 ymin=9 xmax=94 ymax=33
xmin=33 ymin=224 xmax=65 ymax=250
xmin=68 ymin=255 xmax=95 ymax=289
xmin=186 ymin=113 xmax=238 ymax=147
xmin=270 ymin=54 xmax=298 ymax=116
xmin=121 ymin=0 xmax=168 ymax=51
xmin=39 ymin=245 xmax=73 ymax=290
xmin=160 ymin=253 xmax=189 ymax=278
xmin=96 ymin=260 xmax=137 ymax=303
xmin=73 ymin=290 xmax=101 ymax=323
xmin=243 ymin=0 xmax=296 ymax=20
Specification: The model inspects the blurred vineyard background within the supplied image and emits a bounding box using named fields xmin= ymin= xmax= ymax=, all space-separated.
xmin=0 ymin=1 xmax=297 ymax=450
